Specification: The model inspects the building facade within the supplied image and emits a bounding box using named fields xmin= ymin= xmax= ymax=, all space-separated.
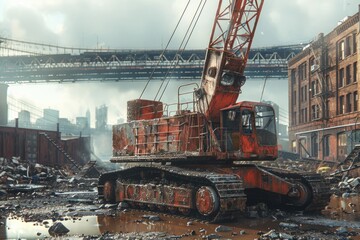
xmin=288 ymin=9 xmax=359 ymax=161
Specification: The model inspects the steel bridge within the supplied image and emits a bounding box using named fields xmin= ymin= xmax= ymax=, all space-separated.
xmin=0 ymin=37 xmax=303 ymax=83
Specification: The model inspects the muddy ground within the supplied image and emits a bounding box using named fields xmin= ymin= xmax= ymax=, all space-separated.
xmin=1 ymin=179 xmax=360 ymax=240
xmin=1 ymin=156 xmax=360 ymax=239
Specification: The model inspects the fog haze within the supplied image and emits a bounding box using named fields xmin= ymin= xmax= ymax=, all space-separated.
xmin=2 ymin=0 xmax=358 ymax=125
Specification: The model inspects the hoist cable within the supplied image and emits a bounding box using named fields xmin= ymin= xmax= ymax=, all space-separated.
xmin=158 ymin=0 xmax=207 ymax=101
xmin=139 ymin=0 xmax=191 ymax=99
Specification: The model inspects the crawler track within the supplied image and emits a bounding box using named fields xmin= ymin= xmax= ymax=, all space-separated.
xmin=263 ymin=167 xmax=331 ymax=211
xmin=98 ymin=165 xmax=246 ymax=222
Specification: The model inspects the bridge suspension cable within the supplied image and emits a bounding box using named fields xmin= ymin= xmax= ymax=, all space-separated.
xmin=0 ymin=36 xmax=123 ymax=56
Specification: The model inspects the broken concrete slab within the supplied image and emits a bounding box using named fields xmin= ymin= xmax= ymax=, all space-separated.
xmin=6 ymin=184 xmax=46 ymax=193
xmin=48 ymin=222 xmax=70 ymax=236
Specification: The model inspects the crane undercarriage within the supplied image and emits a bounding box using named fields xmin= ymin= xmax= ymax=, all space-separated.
xmin=98 ymin=164 xmax=331 ymax=222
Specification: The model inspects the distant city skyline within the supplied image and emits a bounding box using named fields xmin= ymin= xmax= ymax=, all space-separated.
xmin=9 ymin=103 xmax=112 ymax=132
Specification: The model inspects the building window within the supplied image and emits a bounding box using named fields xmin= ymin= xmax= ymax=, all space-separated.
xmin=299 ymin=62 xmax=307 ymax=81
xmin=300 ymin=87 xmax=304 ymax=102
xmin=339 ymin=40 xmax=345 ymax=60
xmin=293 ymin=90 xmax=297 ymax=105
xmin=311 ymin=133 xmax=318 ymax=158
xmin=354 ymin=62 xmax=357 ymax=82
xmin=325 ymin=75 xmax=331 ymax=92
xmin=354 ymin=91 xmax=358 ymax=111
xmin=345 ymin=35 xmax=351 ymax=57
xmin=338 ymin=132 xmax=347 ymax=159
xmin=292 ymin=111 xmax=297 ymax=126
xmin=300 ymin=86 xmax=308 ymax=102
xmin=312 ymin=105 xmax=319 ymax=120
xmin=346 ymin=93 xmax=352 ymax=113
xmin=325 ymin=100 xmax=329 ymax=119
xmin=352 ymin=130 xmax=360 ymax=145
xmin=323 ymin=135 xmax=330 ymax=157
xmin=353 ymin=33 xmax=357 ymax=54
xmin=339 ymin=95 xmax=345 ymax=114
xmin=346 ymin=64 xmax=351 ymax=85
xmin=338 ymin=132 xmax=347 ymax=147
xmin=291 ymin=141 xmax=296 ymax=153
xmin=291 ymin=69 xmax=296 ymax=84
xmin=300 ymin=108 xmax=308 ymax=123
xmin=311 ymin=80 xmax=318 ymax=97
xmin=339 ymin=68 xmax=344 ymax=87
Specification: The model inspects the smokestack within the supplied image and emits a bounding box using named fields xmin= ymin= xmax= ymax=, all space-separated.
xmin=0 ymin=84 xmax=8 ymax=126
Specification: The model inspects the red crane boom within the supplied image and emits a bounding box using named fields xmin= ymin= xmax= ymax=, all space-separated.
xmin=197 ymin=0 xmax=264 ymax=121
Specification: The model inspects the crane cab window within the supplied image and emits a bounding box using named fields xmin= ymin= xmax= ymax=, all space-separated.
xmin=225 ymin=109 xmax=241 ymax=131
xmin=254 ymin=105 xmax=277 ymax=146
xmin=241 ymin=109 xmax=253 ymax=134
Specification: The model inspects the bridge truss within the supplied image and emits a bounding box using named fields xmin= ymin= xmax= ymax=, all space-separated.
xmin=0 ymin=37 xmax=303 ymax=83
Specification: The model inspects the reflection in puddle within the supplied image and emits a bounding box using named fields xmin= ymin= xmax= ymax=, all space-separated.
xmin=2 ymin=205 xmax=360 ymax=239
xmin=4 ymin=215 xmax=99 ymax=239
xmin=1 ymin=211 xmax=261 ymax=240
xmin=2 ymin=212 xmax=201 ymax=239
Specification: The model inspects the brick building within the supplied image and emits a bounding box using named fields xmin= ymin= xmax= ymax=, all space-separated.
xmin=288 ymin=7 xmax=359 ymax=161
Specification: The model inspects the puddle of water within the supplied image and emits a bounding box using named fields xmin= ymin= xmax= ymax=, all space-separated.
xmin=4 ymin=200 xmax=360 ymax=240
xmin=2 ymin=215 xmax=99 ymax=239
xmin=0 ymin=211 xmax=264 ymax=239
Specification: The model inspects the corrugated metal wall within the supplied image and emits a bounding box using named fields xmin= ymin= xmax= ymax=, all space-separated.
xmin=0 ymin=126 xmax=90 ymax=167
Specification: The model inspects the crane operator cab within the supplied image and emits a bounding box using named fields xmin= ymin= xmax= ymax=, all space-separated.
xmin=220 ymin=101 xmax=278 ymax=161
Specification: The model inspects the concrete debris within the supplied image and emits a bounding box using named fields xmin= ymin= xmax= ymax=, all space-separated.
xmin=349 ymin=177 xmax=360 ymax=189
xmin=260 ymin=229 xmax=295 ymax=240
xmin=48 ymin=222 xmax=70 ymax=236
xmin=215 ymin=225 xmax=232 ymax=232
xmin=261 ymin=229 xmax=278 ymax=239
xmin=278 ymin=232 xmax=294 ymax=240
xmin=117 ymin=201 xmax=129 ymax=210
xmin=337 ymin=177 xmax=360 ymax=192
xmin=336 ymin=226 xmax=348 ymax=235
xmin=206 ymin=233 xmax=222 ymax=239
xmin=254 ymin=157 xmax=329 ymax=173
xmin=0 ymin=156 xmax=100 ymax=199
xmin=246 ymin=203 xmax=270 ymax=218
xmin=141 ymin=215 xmax=161 ymax=221
xmin=279 ymin=222 xmax=299 ymax=229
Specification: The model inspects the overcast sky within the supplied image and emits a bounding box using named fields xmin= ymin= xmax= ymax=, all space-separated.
xmin=2 ymin=0 xmax=359 ymax=125
xmin=1 ymin=0 xmax=357 ymax=48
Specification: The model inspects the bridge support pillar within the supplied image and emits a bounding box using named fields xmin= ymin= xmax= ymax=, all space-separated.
xmin=0 ymin=84 xmax=8 ymax=126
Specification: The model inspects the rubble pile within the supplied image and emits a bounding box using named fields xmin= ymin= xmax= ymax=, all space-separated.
xmin=0 ymin=156 xmax=99 ymax=199
xmin=323 ymin=176 xmax=360 ymax=216
xmin=337 ymin=177 xmax=360 ymax=193
xmin=259 ymin=226 xmax=359 ymax=240
xmin=0 ymin=157 xmax=68 ymax=185
xmin=257 ymin=157 xmax=331 ymax=173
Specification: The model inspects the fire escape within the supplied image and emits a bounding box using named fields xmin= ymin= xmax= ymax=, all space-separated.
xmin=309 ymin=34 xmax=333 ymax=159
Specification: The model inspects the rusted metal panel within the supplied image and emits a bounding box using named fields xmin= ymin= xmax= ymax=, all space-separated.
xmin=61 ymin=137 xmax=91 ymax=166
xmin=113 ymin=113 xmax=207 ymax=158
xmin=127 ymin=99 xmax=163 ymax=121
xmin=116 ymin=181 xmax=193 ymax=209
xmin=0 ymin=126 xmax=90 ymax=167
